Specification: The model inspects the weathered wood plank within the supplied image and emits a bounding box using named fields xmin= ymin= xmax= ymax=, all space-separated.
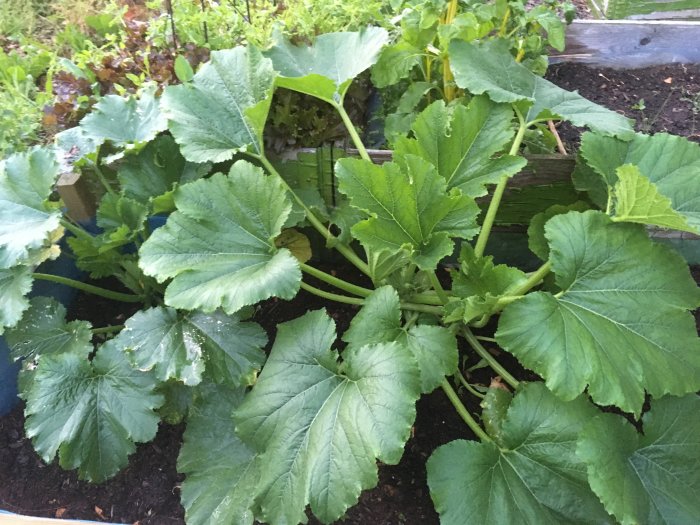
xmin=56 ymin=171 xmax=96 ymax=223
xmin=551 ymin=19 xmax=700 ymax=68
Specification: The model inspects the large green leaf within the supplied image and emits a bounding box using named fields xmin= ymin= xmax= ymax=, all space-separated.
xmin=117 ymin=135 xmax=211 ymax=209
xmin=234 ymin=310 xmax=420 ymax=524
xmin=5 ymin=296 xmax=92 ymax=362
xmin=613 ymin=164 xmax=695 ymax=232
xmin=0 ymin=266 xmax=33 ymax=335
xmin=265 ymin=28 xmax=388 ymax=103
xmin=394 ymin=97 xmax=526 ymax=198
xmin=114 ymin=306 xmax=266 ymax=387
xmin=427 ymin=383 xmax=610 ymax=525
xmin=371 ymin=40 xmax=423 ymax=88
xmin=580 ymin=131 xmax=700 ymax=231
xmin=0 ymin=148 xmax=62 ymax=269
xmin=527 ymin=201 xmax=591 ymax=260
xmin=79 ymin=85 xmax=167 ymax=147
xmin=497 ymin=211 xmax=700 ymax=415
xmin=448 ymin=40 xmax=634 ymax=138
xmin=139 ymin=161 xmax=301 ymax=314
xmin=161 ymin=47 xmax=275 ymax=162
xmin=336 ymin=155 xmax=479 ymax=269
xmin=578 ymin=395 xmax=700 ymax=525
xmin=24 ymin=341 xmax=163 ymax=482
xmin=178 ymin=382 xmax=260 ymax=525
xmin=343 ymin=286 xmax=458 ymax=392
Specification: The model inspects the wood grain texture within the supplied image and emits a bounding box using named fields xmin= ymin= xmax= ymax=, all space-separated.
xmin=551 ymin=20 xmax=700 ymax=68
xmin=56 ymin=171 xmax=96 ymax=223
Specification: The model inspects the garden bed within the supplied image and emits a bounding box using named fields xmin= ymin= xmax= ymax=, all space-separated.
xmin=2 ymin=263 xmax=700 ymax=525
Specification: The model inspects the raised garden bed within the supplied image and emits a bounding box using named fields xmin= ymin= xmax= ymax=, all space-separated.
xmin=3 ymin=12 xmax=700 ymax=525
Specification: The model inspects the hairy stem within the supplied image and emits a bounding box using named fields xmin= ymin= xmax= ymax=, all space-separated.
xmin=455 ymin=370 xmax=486 ymax=399
xmin=428 ymin=270 xmax=449 ymax=305
xmin=474 ymin=107 xmax=527 ymax=257
xmin=33 ymin=273 xmax=143 ymax=303
xmin=258 ymin=156 xmax=371 ymax=277
xmin=300 ymin=263 xmax=372 ymax=297
xmin=462 ymin=327 xmax=519 ymax=389
xmin=335 ymin=102 xmax=371 ymax=162
xmin=300 ymin=281 xmax=365 ymax=305
xmin=60 ymin=218 xmax=93 ymax=240
xmin=441 ymin=379 xmax=491 ymax=442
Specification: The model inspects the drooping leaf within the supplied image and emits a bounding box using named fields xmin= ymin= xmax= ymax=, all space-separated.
xmin=274 ymin=228 xmax=311 ymax=263
xmin=6 ymin=296 xmax=92 ymax=362
xmin=527 ymin=201 xmax=591 ymax=260
xmin=427 ymin=383 xmax=610 ymax=525
xmin=265 ymin=28 xmax=389 ymax=103
xmin=371 ymin=40 xmax=423 ymax=88
xmin=577 ymin=394 xmax=700 ymax=525
xmin=161 ymin=47 xmax=276 ymax=162
xmin=80 ymin=85 xmax=167 ymax=147
xmin=448 ymin=40 xmax=634 ymax=138
xmin=394 ymin=97 xmax=526 ymax=198
xmin=0 ymin=148 xmax=62 ymax=269
xmin=480 ymin=382 xmax=512 ymax=447
xmin=613 ymin=164 xmax=696 ymax=232
xmin=343 ymin=286 xmax=458 ymax=393
xmin=0 ymin=266 xmax=33 ymax=335
xmin=139 ymin=161 xmax=301 ymax=314
xmin=497 ymin=211 xmax=700 ymax=415
xmin=336 ymin=155 xmax=479 ymax=269
xmin=117 ymin=135 xmax=211 ymax=208
xmin=178 ymin=382 xmax=260 ymax=525
xmin=580 ymin=131 xmax=700 ymax=231
xmin=24 ymin=341 xmax=163 ymax=482
xmin=234 ymin=310 xmax=420 ymax=524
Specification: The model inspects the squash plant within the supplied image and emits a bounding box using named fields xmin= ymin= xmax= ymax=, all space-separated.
xmin=2 ymin=27 xmax=700 ymax=525
xmin=373 ymin=0 xmax=576 ymax=142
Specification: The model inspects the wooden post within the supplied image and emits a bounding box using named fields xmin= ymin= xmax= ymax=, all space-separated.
xmin=56 ymin=172 xmax=96 ymax=223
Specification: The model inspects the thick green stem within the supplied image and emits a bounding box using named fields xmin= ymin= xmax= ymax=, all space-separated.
xmin=258 ymin=156 xmax=371 ymax=277
xmin=400 ymin=302 xmax=444 ymax=315
xmin=92 ymin=324 xmax=124 ymax=334
xmin=462 ymin=327 xmax=519 ymax=389
xmin=428 ymin=270 xmax=449 ymax=305
xmin=89 ymin=147 xmax=116 ymax=196
xmin=60 ymin=219 xmax=93 ymax=241
xmin=33 ymin=273 xmax=143 ymax=303
xmin=506 ymin=261 xmax=552 ymax=297
xmin=300 ymin=263 xmax=372 ymax=297
xmin=408 ymin=292 xmax=444 ymax=306
xmin=455 ymin=370 xmax=486 ymax=399
xmin=300 ymin=281 xmax=365 ymax=305
xmin=441 ymin=379 xmax=491 ymax=442
xmin=335 ymin=102 xmax=371 ymax=162
xmin=474 ymin=107 xmax=527 ymax=258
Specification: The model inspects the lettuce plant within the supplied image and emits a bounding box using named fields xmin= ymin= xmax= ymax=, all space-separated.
xmin=2 ymin=27 xmax=700 ymax=525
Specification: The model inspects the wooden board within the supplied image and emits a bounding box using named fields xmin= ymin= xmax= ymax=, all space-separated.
xmin=550 ymin=19 xmax=700 ymax=68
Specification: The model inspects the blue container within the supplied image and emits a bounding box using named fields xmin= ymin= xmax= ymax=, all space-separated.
xmin=0 ymin=240 xmax=85 ymax=416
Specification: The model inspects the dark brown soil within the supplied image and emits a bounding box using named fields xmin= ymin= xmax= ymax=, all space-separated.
xmin=547 ymin=62 xmax=700 ymax=145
